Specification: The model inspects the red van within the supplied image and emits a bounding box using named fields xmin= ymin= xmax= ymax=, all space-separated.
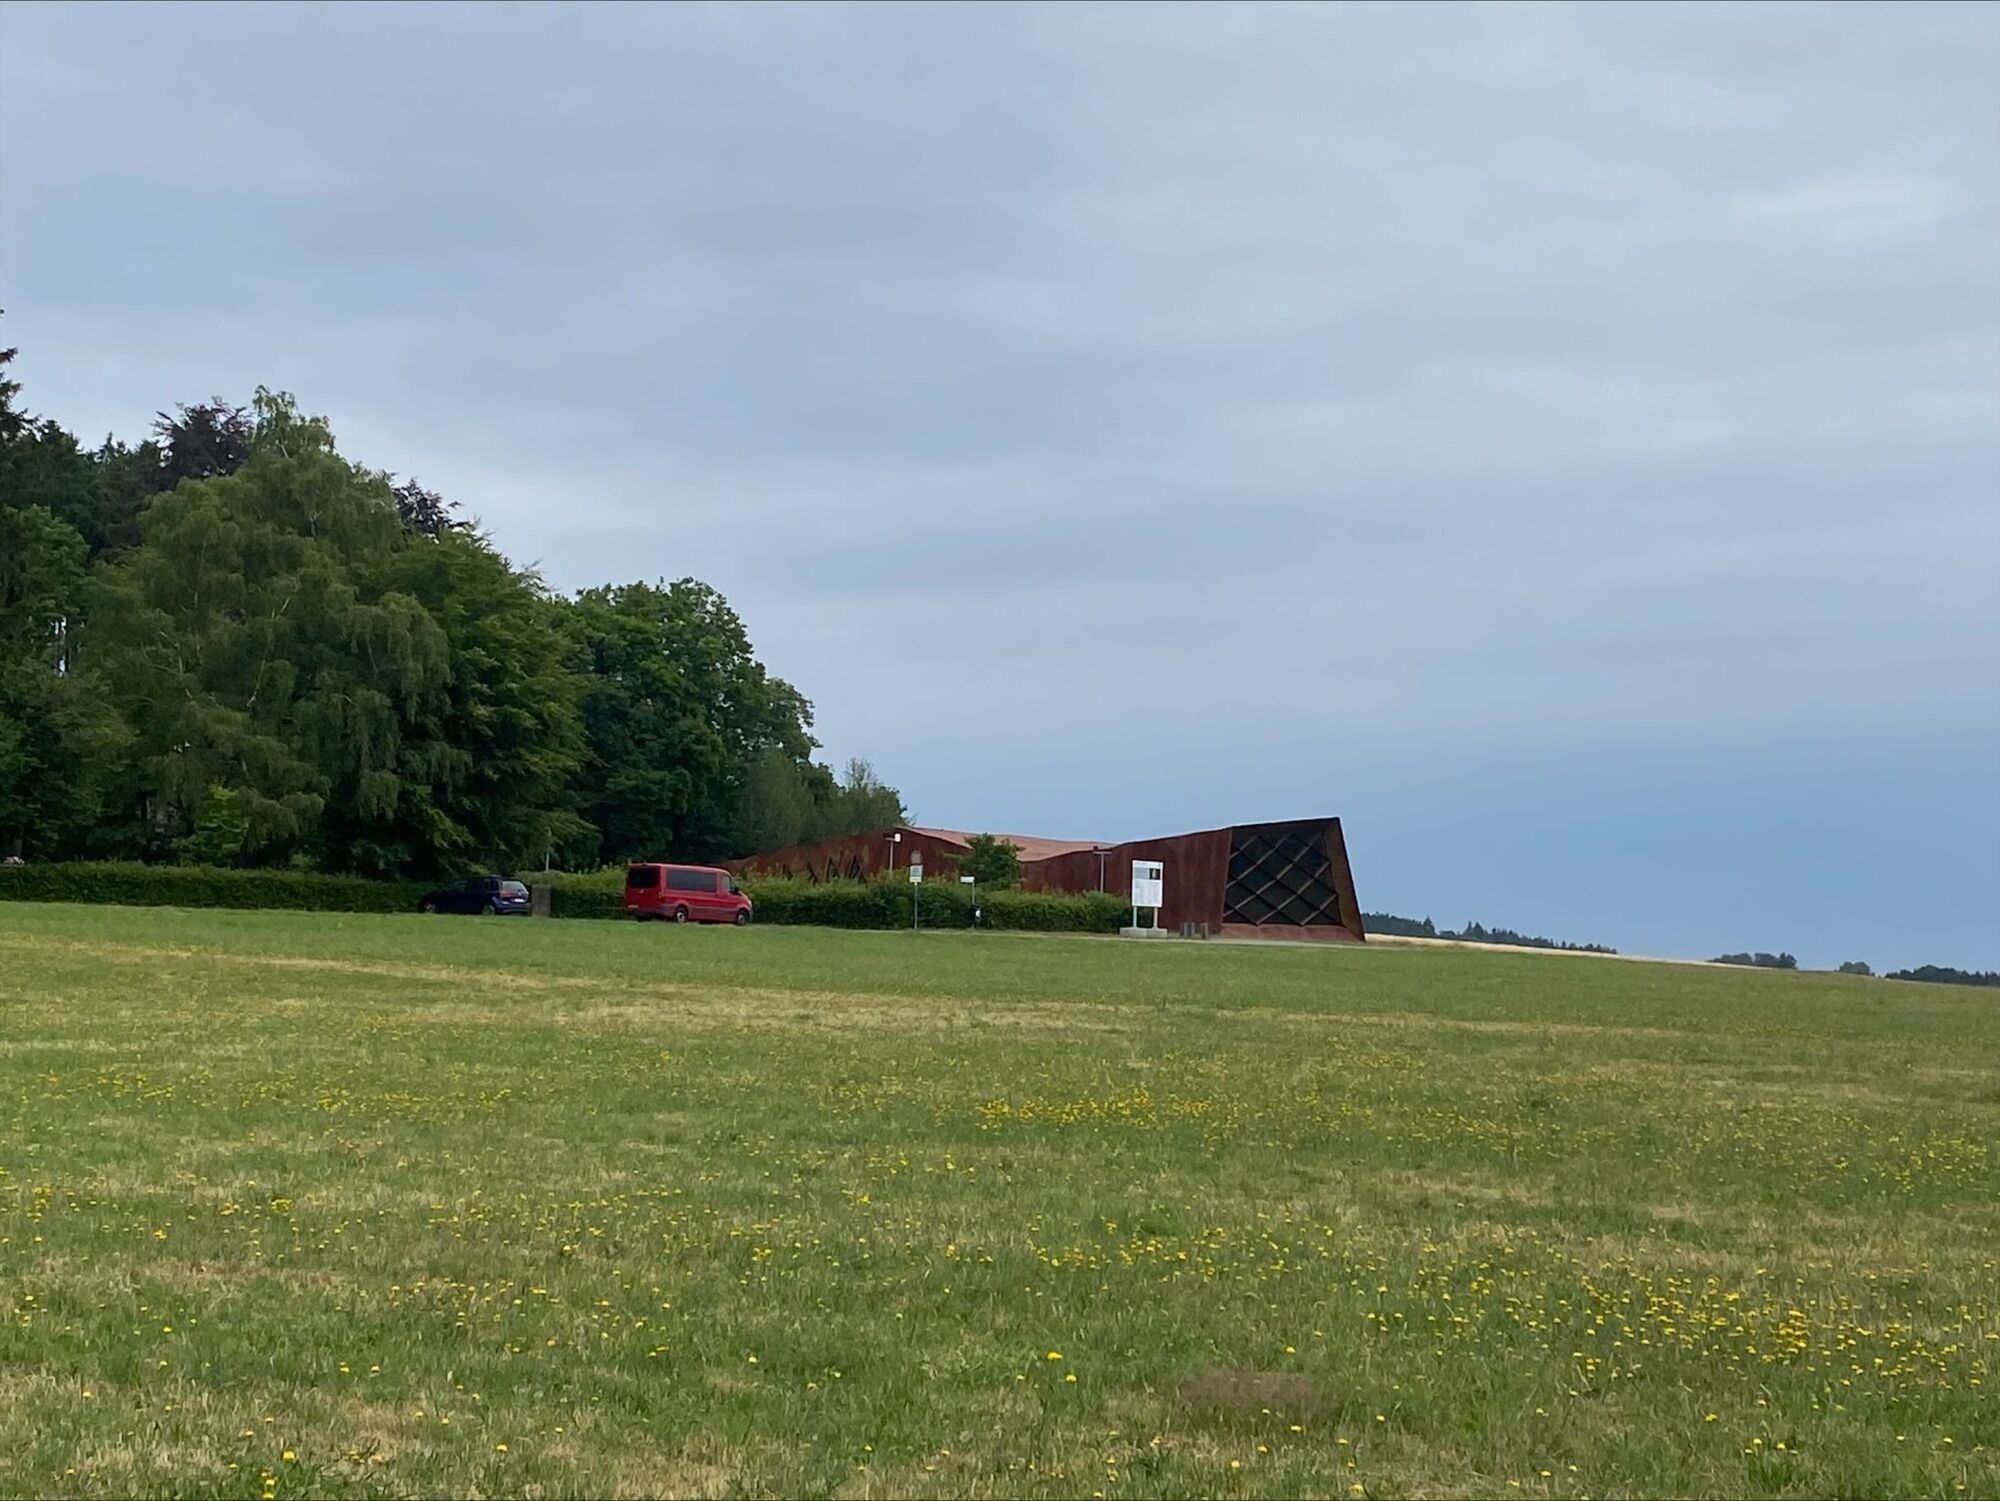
xmin=624 ymin=863 xmax=753 ymax=925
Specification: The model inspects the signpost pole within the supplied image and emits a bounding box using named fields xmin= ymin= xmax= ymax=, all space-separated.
xmin=910 ymin=858 xmax=923 ymax=932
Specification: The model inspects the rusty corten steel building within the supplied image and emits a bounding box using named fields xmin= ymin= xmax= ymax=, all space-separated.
xmin=729 ymin=818 xmax=1366 ymax=942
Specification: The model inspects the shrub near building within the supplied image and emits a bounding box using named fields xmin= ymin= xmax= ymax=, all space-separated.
xmin=0 ymin=861 xmax=429 ymax=914
xmin=0 ymin=862 xmax=1127 ymax=933
xmin=643 ymin=875 xmax=1127 ymax=932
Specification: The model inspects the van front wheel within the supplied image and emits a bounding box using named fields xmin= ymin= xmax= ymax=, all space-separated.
xmin=733 ymin=910 xmax=750 ymax=926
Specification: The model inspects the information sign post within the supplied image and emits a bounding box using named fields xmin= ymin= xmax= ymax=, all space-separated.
xmin=1130 ymin=860 xmax=1164 ymax=932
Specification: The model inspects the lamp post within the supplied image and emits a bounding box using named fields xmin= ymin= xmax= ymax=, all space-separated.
xmin=886 ymin=830 xmax=902 ymax=874
xmin=960 ymin=873 xmax=976 ymax=929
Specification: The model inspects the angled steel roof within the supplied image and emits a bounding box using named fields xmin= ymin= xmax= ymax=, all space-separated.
xmin=904 ymin=826 xmax=1107 ymax=863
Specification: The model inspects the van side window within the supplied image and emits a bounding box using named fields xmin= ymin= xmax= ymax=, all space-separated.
xmin=666 ymin=868 xmax=716 ymax=893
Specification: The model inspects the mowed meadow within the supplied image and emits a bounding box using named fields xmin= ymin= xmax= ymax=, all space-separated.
xmin=1 ymin=906 xmax=1995 ymax=1500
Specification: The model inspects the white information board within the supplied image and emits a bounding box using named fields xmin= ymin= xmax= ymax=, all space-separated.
xmin=1131 ymin=860 xmax=1164 ymax=909
xmin=909 ymin=861 xmax=923 ymax=884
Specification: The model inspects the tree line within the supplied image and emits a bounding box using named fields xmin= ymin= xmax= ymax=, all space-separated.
xmin=1362 ymin=917 xmax=1997 ymax=984
xmin=1881 ymin=965 xmax=1999 ymax=988
xmin=1712 ymin=951 xmax=1798 ymax=970
xmin=0 ymin=327 xmax=904 ymax=876
xmin=1721 ymin=956 xmax=1999 ymax=985
xmin=1362 ymin=912 xmax=1618 ymax=954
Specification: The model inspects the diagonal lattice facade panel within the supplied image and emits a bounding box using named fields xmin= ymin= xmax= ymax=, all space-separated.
xmin=1224 ymin=825 xmax=1344 ymax=927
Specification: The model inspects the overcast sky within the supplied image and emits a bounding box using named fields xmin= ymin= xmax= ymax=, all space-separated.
xmin=4 ymin=2 xmax=1996 ymax=968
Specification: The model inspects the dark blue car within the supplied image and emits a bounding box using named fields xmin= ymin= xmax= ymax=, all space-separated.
xmin=418 ymin=875 xmax=531 ymax=916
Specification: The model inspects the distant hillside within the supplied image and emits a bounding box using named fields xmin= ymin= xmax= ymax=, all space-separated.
xmin=1364 ymin=913 xmax=1616 ymax=955
xmin=1885 ymin=965 xmax=2000 ymax=988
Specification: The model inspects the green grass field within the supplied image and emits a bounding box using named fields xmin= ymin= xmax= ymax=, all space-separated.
xmin=2 ymin=905 xmax=1994 ymax=1499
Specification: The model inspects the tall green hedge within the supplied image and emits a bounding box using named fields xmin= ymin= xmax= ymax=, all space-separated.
xmin=981 ymin=887 xmax=1132 ymax=933
xmin=0 ymin=861 xmax=431 ymax=913
xmin=542 ymin=873 xmax=1127 ymax=931
xmin=728 ymin=877 xmax=1126 ymax=932
xmin=537 ymin=869 xmax=624 ymax=921
xmin=0 ymin=863 xmax=1130 ymax=933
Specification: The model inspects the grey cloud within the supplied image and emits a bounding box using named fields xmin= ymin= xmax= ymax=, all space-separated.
xmin=4 ymin=0 xmax=1996 ymax=961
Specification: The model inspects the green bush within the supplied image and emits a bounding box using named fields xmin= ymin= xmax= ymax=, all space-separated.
xmin=982 ymin=887 xmax=1129 ymax=933
xmin=0 ymin=861 xmax=431 ymax=914
xmin=536 ymin=869 xmax=625 ymax=921
xmin=736 ymin=876 xmax=1125 ymax=933
xmin=738 ymin=875 xmax=908 ymax=928
xmin=0 ymin=863 xmax=1132 ymax=933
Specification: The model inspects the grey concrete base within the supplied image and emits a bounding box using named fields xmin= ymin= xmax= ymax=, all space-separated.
xmin=1118 ymin=925 xmax=1174 ymax=938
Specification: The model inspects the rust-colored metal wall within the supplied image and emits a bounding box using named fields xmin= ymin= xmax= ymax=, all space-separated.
xmin=1029 ymin=818 xmax=1363 ymax=942
xmin=1024 ymin=826 xmax=1233 ymax=933
xmin=732 ymin=817 xmax=1366 ymax=943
